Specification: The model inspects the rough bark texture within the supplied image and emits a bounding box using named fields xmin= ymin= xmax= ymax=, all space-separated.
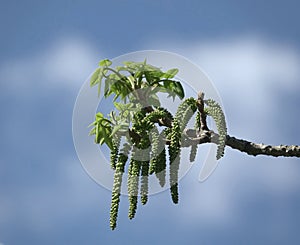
xmin=225 ymin=135 xmax=300 ymax=157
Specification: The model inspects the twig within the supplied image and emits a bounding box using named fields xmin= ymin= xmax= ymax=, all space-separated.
xmin=196 ymin=92 xmax=209 ymax=131
xmin=176 ymin=129 xmax=300 ymax=158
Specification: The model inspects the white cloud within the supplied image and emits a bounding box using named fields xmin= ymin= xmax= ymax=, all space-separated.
xmin=0 ymin=37 xmax=101 ymax=93
xmin=0 ymin=157 xmax=103 ymax=233
xmin=0 ymin=37 xmax=106 ymax=232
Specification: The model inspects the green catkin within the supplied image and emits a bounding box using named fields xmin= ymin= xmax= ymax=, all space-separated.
xmin=163 ymin=127 xmax=172 ymax=141
xmin=109 ymin=153 xmax=128 ymax=230
xmin=155 ymin=130 xmax=167 ymax=187
xmin=189 ymin=112 xmax=201 ymax=162
xmin=144 ymin=107 xmax=173 ymax=123
xmin=169 ymin=120 xmax=181 ymax=204
xmin=140 ymin=161 xmax=149 ymax=205
xmin=109 ymin=143 xmax=131 ymax=230
xmin=155 ymin=147 xmax=166 ymax=187
xmin=149 ymin=127 xmax=167 ymax=187
xmin=144 ymin=109 xmax=170 ymax=187
xmin=138 ymin=132 xmax=150 ymax=206
xmin=127 ymin=108 xmax=153 ymax=218
xmin=204 ymin=99 xmax=227 ymax=160
xmin=169 ymin=98 xmax=197 ymax=204
xmin=110 ymin=135 xmax=121 ymax=169
xmin=149 ymin=128 xmax=160 ymax=175
xmin=195 ymin=111 xmax=201 ymax=129
xmin=128 ymin=157 xmax=141 ymax=219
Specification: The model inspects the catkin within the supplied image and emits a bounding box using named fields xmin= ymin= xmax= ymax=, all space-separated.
xmin=169 ymin=120 xmax=181 ymax=204
xmin=128 ymin=157 xmax=141 ymax=219
xmin=145 ymin=107 xmax=173 ymax=123
xmin=195 ymin=112 xmax=201 ymax=129
xmin=169 ymin=98 xmax=197 ymax=203
xmin=189 ymin=112 xmax=201 ymax=162
xmin=140 ymin=161 xmax=149 ymax=205
xmin=149 ymin=127 xmax=167 ymax=187
xmin=110 ymin=135 xmax=121 ymax=169
xmin=149 ymin=128 xmax=160 ymax=174
xmin=204 ymin=99 xmax=227 ymax=160
xmin=110 ymin=153 xmax=128 ymax=230
xmin=155 ymin=147 xmax=166 ymax=187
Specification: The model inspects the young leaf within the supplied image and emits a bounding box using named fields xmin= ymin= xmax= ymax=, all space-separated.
xmin=110 ymin=123 xmax=129 ymax=137
xmin=90 ymin=67 xmax=101 ymax=86
xmin=163 ymin=68 xmax=179 ymax=79
xmin=162 ymin=80 xmax=185 ymax=100
xmin=173 ymin=81 xmax=184 ymax=99
xmin=99 ymin=59 xmax=112 ymax=67
xmin=89 ymin=127 xmax=96 ymax=136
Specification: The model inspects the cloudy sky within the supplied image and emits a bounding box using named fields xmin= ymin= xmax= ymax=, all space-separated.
xmin=1 ymin=1 xmax=300 ymax=244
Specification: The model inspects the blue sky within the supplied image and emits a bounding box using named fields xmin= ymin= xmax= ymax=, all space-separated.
xmin=1 ymin=1 xmax=300 ymax=244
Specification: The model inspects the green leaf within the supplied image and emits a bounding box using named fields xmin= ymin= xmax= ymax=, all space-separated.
xmin=95 ymin=124 xmax=113 ymax=149
xmin=92 ymin=112 xmax=114 ymax=148
xmin=90 ymin=67 xmax=101 ymax=86
xmin=88 ymin=121 xmax=97 ymax=128
xmin=101 ymin=118 xmax=112 ymax=126
xmin=173 ymin=81 xmax=185 ymax=99
xmin=105 ymin=138 xmax=114 ymax=150
xmin=110 ymin=122 xmax=129 ymax=137
xmin=134 ymin=71 xmax=143 ymax=80
xmin=144 ymin=70 xmax=164 ymax=85
xmin=96 ymin=112 xmax=104 ymax=120
xmin=162 ymin=80 xmax=185 ymax=100
xmin=123 ymin=61 xmax=141 ymax=69
xmin=115 ymin=66 xmax=127 ymax=72
xmin=95 ymin=124 xmax=101 ymax=143
xmin=103 ymin=130 xmax=113 ymax=149
xmin=143 ymin=63 xmax=162 ymax=72
xmin=163 ymin=68 xmax=179 ymax=79
xmin=114 ymin=102 xmax=136 ymax=120
xmin=99 ymin=59 xmax=112 ymax=67
xmin=88 ymin=127 xmax=96 ymax=136
xmin=104 ymin=78 xmax=111 ymax=97
xmin=90 ymin=68 xmax=109 ymax=97
xmin=113 ymin=102 xmax=124 ymax=111
xmin=106 ymin=79 xmax=132 ymax=102
xmin=144 ymin=71 xmax=153 ymax=84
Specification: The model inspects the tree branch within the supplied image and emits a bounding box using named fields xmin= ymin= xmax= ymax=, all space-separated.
xmin=225 ymin=135 xmax=300 ymax=157
xmin=178 ymin=129 xmax=300 ymax=158
xmin=196 ymin=92 xmax=209 ymax=131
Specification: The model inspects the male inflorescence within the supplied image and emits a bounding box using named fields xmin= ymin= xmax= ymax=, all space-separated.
xmin=107 ymin=97 xmax=227 ymax=230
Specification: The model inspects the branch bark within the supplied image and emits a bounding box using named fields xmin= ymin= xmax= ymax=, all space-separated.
xmin=226 ymin=135 xmax=300 ymax=157
xmin=179 ymin=129 xmax=300 ymax=158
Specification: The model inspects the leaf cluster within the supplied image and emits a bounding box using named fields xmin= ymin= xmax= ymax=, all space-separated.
xmin=90 ymin=59 xmax=184 ymax=102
